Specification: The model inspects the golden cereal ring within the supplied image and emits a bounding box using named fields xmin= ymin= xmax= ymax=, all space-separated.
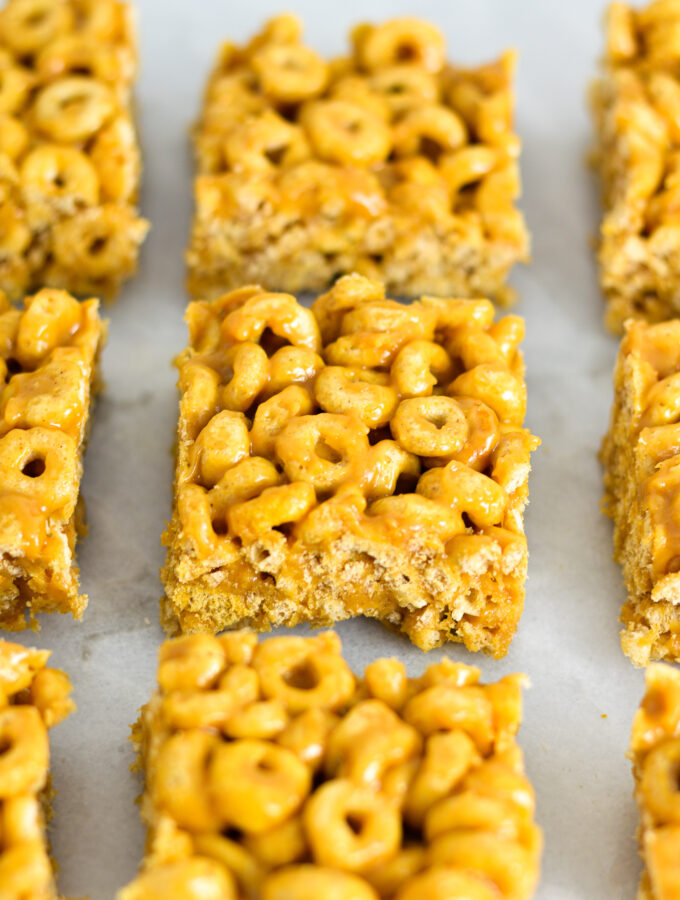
xmin=222 ymin=293 xmax=322 ymax=353
xmin=178 ymin=362 xmax=220 ymax=440
xmin=641 ymin=738 xmax=680 ymax=824
xmin=0 ymin=0 xmax=73 ymax=55
xmin=424 ymin=790 xmax=522 ymax=842
xmin=367 ymin=494 xmax=462 ymax=540
xmin=641 ymin=373 xmax=680 ymax=427
xmin=277 ymin=708 xmax=339 ymax=770
xmin=0 ymin=114 xmax=28 ymax=159
xmin=391 ymin=341 xmax=453 ymax=399
xmin=263 ymin=866 xmax=378 ymax=900
xmin=223 ymin=111 xmax=309 ymax=173
xmin=361 ymin=440 xmax=420 ymax=499
xmin=396 ymin=867 xmax=497 ymax=900
xmin=391 ymin=396 xmax=467 ymax=457
xmin=0 ymin=65 xmax=34 ymax=115
xmin=35 ymin=34 xmax=131 ymax=84
xmin=417 ymin=460 xmax=505 ymax=530
xmin=193 ymin=833 xmax=266 ymax=899
xmin=223 ymin=699 xmax=289 ymax=740
xmin=264 ymin=346 xmax=325 ymax=399
xmin=340 ymin=299 xmax=436 ymax=341
xmin=14 ymin=288 xmax=81 ymax=369
xmin=0 ymin=843 xmax=53 ymax=899
xmin=276 ymin=412 xmax=369 ymax=493
xmin=51 ymin=205 xmax=148 ymax=281
xmin=90 ymin=116 xmax=139 ymax=203
xmin=0 ymin=706 xmax=48 ymax=797
xmin=221 ymin=343 xmax=269 ymax=412
xmin=77 ymin=0 xmax=120 ymax=38
xmin=254 ymin=633 xmax=355 ymax=714
xmin=252 ymin=42 xmax=329 ymax=103
xmin=392 ymin=105 xmax=468 ymax=160
xmin=404 ymin=731 xmax=480 ymax=827
xmin=304 ymin=778 xmax=401 ymax=871
xmin=177 ymin=483 xmax=240 ymax=562
xmin=0 ymin=202 xmax=30 ymax=256
xmin=119 ymin=859 xmax=237 ymax=900
xmin=448 ymin=397 xmax=500 ymax=472
xmin=302 ymin=100 xmax=392 ymax=166
xmin=404 ymin=683 xmax=494 ymax=752
xmin=0 ymin=642 xmax=48 ymax=695
xmin=160 ymin=688 xmax=239 ymax=731
xmin=314 ymin=366 xmax=398 ymax=429
xmin=0 ymin=426 xmax=78 ymax=515
xmin=422 ymin=296 xmax=495 ymax=332
xmin=355 ymin=18 xmax=446 ymax=74
xmin=191 ymin=410 xmax=250 ymax=487
xmin=158 ymin=634 xmax=227 ymax=692
xmin=449 ymin=363 xmax=526 ymax=427
xmin=20 ymin=145 xmax=100 ymax=206
xmin=33 ymin=76 xmax=115 ymax=143
xmin=463 ymin=758 xmax=535 ymax=818
xmin=427 ymin=831 xmax=539 ymax=900
xmin=311 ymin=274 xmax=386 ymax=344
xmin=364 ymin=658 xmax=408 ymax=710
xmin=153 ymin=730 xmax=222 ymax=832
xmin=227 ymin=481 xmax=316 ymax=544
xmin=250 ymin=385 xmax=314 ymax=459
xmin=212 ymin=456 xmax=283 ymax=505
xmin=365 ymin=847 xmax=426 ymax=897
xmin=330 ymin=75 xmax=391 ymax=122
xmin=488 ymin=316 xmax=525 ymax=366
xmin=370 ymin=65 xmax=439 ymax=116
xmin=209 ymin=739 xmax=311 ymax=834
xmin=2 ymin=793 xmax=43 ymax=843
xmin=440 ymin=145 xmax=499 ymax=193
xmin=325 ymin=330 xmax=412 ymax=370
xmin=29 ymin=667 xmax=73 ymax=727
xmin=245 ymin=816 xmax=307 ymax=868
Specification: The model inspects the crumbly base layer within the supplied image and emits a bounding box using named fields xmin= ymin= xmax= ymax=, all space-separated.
xmin=161 ymin=521 xmax=526 ymax=657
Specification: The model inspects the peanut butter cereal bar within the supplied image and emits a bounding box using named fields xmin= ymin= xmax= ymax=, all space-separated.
xmin=630 ymin=663 xmax=680 ymax=899
xmin=186 ymin=15 xmax=528 ymax=304
xmin=0 ymin=287 xmax=104 ymax=629
xmin=0 ymin=639 xmax=75 ymax=899
xmin=119 ymin=631 xmax=542 ymax=900
xmin=591 ymin=1 xmax=680 ymax=332
xmin=161 ymin=274 xmax=539 ymax=657
xmin=0 ymin=0 xmax=149 ymax=300
xmin=602 ymin=318 xmax=680 ymax=664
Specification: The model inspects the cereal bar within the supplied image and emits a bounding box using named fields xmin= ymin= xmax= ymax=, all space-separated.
xmin=119 ymin=631 xmax=542 ymax=900
xmin=591 ymin=1 xmax=680 ymax=332
xmin=161 ymin=274 xmax=539 ymax=656
xmin=0 ymin=0 xmax=149 ymax=300
xmin=0 ymin=287 xmax=104 ymax=629
xmin=630 ymin=663 xmax=680 ymax=899
xmin=602 ymin=318 xmax=680 ymax=664
xmin=186 ymin=15 xmax=528 ymax=304
xmin=0 ymin=639 xmax=75 ymax=899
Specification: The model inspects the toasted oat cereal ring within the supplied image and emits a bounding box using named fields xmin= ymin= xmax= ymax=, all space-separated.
xmin=640 ymin=738 xmax=680 ymax=824
xmin=2 ymin=348 xmax=88 ymax=434
xmin=449 ymin=363 xmax=526 ymax=427
xmin=33 ymin=76 xmax=115 ymax=143
xmin=264 ymin=345 xmax=325 ymax=399
xmin=0 ymin=114 xmax=28 ymax=159
xmin=393 ymin=105 xmax=468 ymax=161
xmin=395 ymin=867 xmax=497 ymax=900
xmin=223 ymin=110 xmax=309 ymax=173
xmin=35 ymin=35 xmax=130 ymax=84
xmin=427 ymin=831 xmax=539 ymax=899
xmin=250 ymin=384 xmax=314 ymax=458
xmin=0 ymin=0 xmax=74 ymax=55
xmin=0 ymin=65 xmax=34 ymax=115
xmin=263 ymin=866 xmax=378 ymax=900
xmin=404 ymin=731 xmax=480 ymax=828
xmin=447 ymin=397 xmax=501 ymax=471
xmin=276 ymin=412 xmax=369 ymax=493
xmin=245 ymin=816 xmax=307 ymax=868
xmin=361 ymin=440 xmax=420 ymax=499
xmin=222 ymin=293 xmax=322 ymax=353
xmin=209 ymin=739 xmax=311 ymax=834
xmin=424 ymin=790 xmax=521 ymax=842
xmin=367 ymin=494 xmax=462 ymax=540
xmin=391 ymin=341 xmax=453 ymax=399
xmin=20 ymin=145 xmax=100 ymax=205
xmin=153 ymin=729 xmax=223 ymax=831
xmin=252 ymin=42 xmax=329 ymax=103
xmin=0 ymin=203 xmax=30 ymax=256
xmin=354 ymin=18 xmax=446 ymax=74
xmin=370 ymin=64 xmax=439 ymax=116
xmin=191 ymin=410 xmax=250 ymax=487
xmin=302 ymin=100 xmax=392 ymax=166
xmin=403 ymin=683 xmax=494 ymax=752
xmin=90 ymin=116 xmax=139 ymax=203
xmin=192 ymin=833 xmax=266 ymax=899
xmin=254 ymin=634 xmax=356 ymax=714
xmin=0 ymin=426 xmax=78 ymax=515
xmin=118 ymin=859 xmax=237 ymax=900
xmin=221 ymin=342 xmax=269 ymax=412
xmin=311 ymin=273 xmax=386 ymax=344
xmin=0 ymin=841 xmax=53 ymax=898
xmin=440 ymin=145 xmax=499 ymax=193
xmin=641 ymin=372 xmax=680 ymax=428
xmin=227 ymin=481 xmax=316 ymax=544
xmin=51 ymin=205 xmax=146 ymax=280
xmin=15 ymin=288 xmax=82 ymax=369
xmin=391 ymin=396 xmax=467 ymax=457
xmin=340 ymin=300 xmax=436 ymax=341
xmin=304 ymin=778 xmax=401 ymax=871
xmin=2 ymin=793 xmax=43 ymax=844
xmin=330 ymin=75 xmax=391 ymax=122
xmin=314 ymin=366 xmax=398 ymax=428
xmin=158 ymin=634 xmax=227 ymax=692
xmin=0 ymin=706 xmax=48 ymax=797
xmin=417 ymin=460 xmax=506 ymax=531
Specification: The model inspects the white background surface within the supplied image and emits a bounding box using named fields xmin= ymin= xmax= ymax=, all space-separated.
xmin=5 ymin=0 xmax=651 ymax=897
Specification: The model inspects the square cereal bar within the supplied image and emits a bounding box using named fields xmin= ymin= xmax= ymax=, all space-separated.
xmin=602 ymin=318 xmax=680 ymax=665
xmin=119 ymin=631 xmax=542 ymax=900
xmin=186 ymin=15 xmax=528 ymax=304
xmin=0 ymin=287 xmax=104 ymax=629
xmin=591 ymin=1 xmax=680 ymax=332
xmin=0 ymin=0 xmax=149 ymax=300
xmin=0 ymin=639 xmax=74 ymax=898
xmin=161 ymin=274 xmax=539 ymax=657
xmin=630 ymin=663 xmax=680 ymax=899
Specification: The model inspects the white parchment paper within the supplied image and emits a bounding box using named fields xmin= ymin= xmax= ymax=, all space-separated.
xmin=5 ymin=1 xmax=650 ymax=896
